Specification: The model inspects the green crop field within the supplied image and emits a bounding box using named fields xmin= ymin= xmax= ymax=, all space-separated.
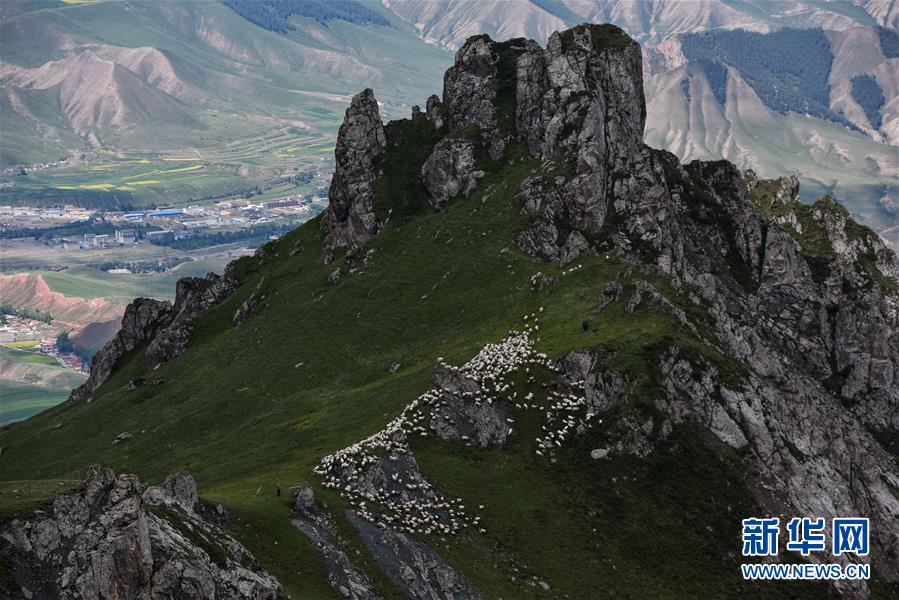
xmin=0 ymin=384 xmax=70 ymax=426
xmin=1 ymin=144 xmax=319 ymax=209
xmin=31 ymin=262 xmax=227 ymax=302
xmin=0 ymin=346 xmax=59 ymax=367
xmin=3 ymin=341 xmax=39 ymax=350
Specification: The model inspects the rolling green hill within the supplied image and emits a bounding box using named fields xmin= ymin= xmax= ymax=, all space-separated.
xmin=0 ymin=0 xmax=450 ymax=205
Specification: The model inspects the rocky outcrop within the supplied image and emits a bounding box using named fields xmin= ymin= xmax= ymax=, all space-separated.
xmin=442 ymin=35 xmax=531 ymax=159
xmin=316 ymin=25 xmax=664 ymax=262
xmin=68 ymin=298 xmax=173 ymax=402
xmin=515 ymin=24 xmax=645 ymax=162
xmin=513 ymin=24 xmax=656 ymax=244
xmin=425 ymin=94 xmax=445 ymax=130
xmin=442 ymin=35 xmax=498 ymax=133
xmin=290 ymin=487 xmax=379 ymax=600
xmin=430 ymin=362 xmax=511 ymax=447
xmin=321 ymin=89 xmax=387 ymax=252
xmin=0 ymin=467 xmax=280 ymax=599
xmin=346 ymin=511 xmax=480 ymax=600
xmin=558 ymin=231 xmax=589 ymax=266
xmin=652 ymin=347 xmax=899 ymax=596
xmin=144 ymin=273 xmax=238 ymax=371
xmin=594 ymin=155 xmax=899 ymax=595
xmin=514 ymin=218 xmax=561 ymax=262
xmin=420 ymin=138 xmax=484 ymax=208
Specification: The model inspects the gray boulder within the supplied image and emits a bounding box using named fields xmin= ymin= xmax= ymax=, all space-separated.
xmin=420 ymin=138 xmax=484 ymax=208
xmin=430 ymin=362 xmax=512 ymax=447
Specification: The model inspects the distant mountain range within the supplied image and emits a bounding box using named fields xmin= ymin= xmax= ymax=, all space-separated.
xmin=1 ymin=0 xmax=896 ymax=243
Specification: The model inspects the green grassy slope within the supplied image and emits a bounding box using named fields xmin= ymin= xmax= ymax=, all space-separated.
xmin=0 ymin=127 xmax=834 ymax=597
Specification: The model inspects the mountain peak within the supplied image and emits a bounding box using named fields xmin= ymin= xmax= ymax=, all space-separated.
xmin=322 ymin=23 xmax=648 ymax=258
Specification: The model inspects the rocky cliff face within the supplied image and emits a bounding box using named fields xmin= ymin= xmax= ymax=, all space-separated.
xmin=514 ymin=24 xmax=648 ymax=238
xmin=68 ymin=298 xmax=173 ymax=402
xmin=144 ymin=272 xmax=238 ymax=371
xmin=1 ymin=468 xmax=280 ymax=599
xmin=639 ymin=159 xmax=899 ymax=594
xmin=321 ymin=88 xmax=387 ymax=253
xmin=426 ymin=24 xmax=673 ymax=266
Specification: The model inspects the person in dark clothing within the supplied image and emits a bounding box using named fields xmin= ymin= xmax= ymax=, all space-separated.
xmin=276 ymin=483 xmax=282 ymax=497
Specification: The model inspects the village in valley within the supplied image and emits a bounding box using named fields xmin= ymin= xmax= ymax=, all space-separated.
xmin=1 ymin=192 xmax=326 ymax=247
xmin=0 ymin=314 xmax=90 ymax=375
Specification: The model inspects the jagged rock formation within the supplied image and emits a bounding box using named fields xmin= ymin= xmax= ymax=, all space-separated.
xmin=442 ymin=35 xmax=502 ymax=146
xmin=321 ymin=88 xmax=387 ymax=252
xmin=514 ymin=25 xmax=649 ymax=240
xmin=68 ymin=298 xmax=173 ymax=402
xmin=434 ymin=24 xmax=673 ymax=267
xmin=424 ymin=94 xmax=445 ymax=129
xmin=420 ymin=138 xmax=484 ymax=208
xmin=578 ymin=159 xmax=899 ymax=594
xmin=0 ymin=468 xmax=280 ymax=599
xmin=144 ymin=272 xmax=238 ymax=371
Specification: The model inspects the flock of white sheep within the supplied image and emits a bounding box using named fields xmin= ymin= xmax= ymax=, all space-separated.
xmin=314 ymin=310 xmax=595 ymax=537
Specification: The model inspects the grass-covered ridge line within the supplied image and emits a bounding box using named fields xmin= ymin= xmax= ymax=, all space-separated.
xmin=0 ymin=126 xmax=804 ymax=596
